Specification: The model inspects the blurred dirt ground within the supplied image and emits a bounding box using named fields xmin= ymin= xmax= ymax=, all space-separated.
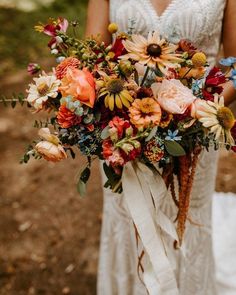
xmin=0 ymin=73 xmax=236 ymax=295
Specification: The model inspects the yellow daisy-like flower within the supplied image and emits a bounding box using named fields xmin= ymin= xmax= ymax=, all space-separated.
xmin=196 ymin=95 xmax=235 ymax=145
xmin=98 ymin=76 xmax=134 ymax=111
xmin=121 ymin=31 xmax=183 ymax=73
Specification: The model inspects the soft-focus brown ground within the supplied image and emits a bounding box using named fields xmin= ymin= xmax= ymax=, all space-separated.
xmin=0 ymin=73 xmax=236 ymax=295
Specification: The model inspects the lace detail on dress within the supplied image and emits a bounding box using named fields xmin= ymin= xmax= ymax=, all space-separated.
xmin=98 ymin=1 xmax=226 ymax=294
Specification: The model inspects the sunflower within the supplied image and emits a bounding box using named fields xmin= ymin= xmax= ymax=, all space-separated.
xmin=98 ymin=76 xmax=134 ymax=111
xmin=121 ymin=31 xmax=183 ymax=73
xmin=196 ymin=95 xmax=235 ymax=145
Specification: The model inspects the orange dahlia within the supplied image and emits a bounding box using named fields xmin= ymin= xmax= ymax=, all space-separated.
xmin=57 ymin=105 xmax=81 ymax=128
xmin=129 ymin=97 xmax=162 ymax=129
xmin=56 ymin=57 xmax=80 ymax=79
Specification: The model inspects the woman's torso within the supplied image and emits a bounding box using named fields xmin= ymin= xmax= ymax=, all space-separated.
xmin=109 ymin=0 xmax=226 ymax=65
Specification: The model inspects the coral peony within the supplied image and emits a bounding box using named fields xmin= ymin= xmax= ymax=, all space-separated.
xmin=56 ymin=57 xmax=80 ymax=79
xmin=152 ymin=79 xmax=197 ymax=114
xmin=129 ymin=97 xmax=162 ymax=129
xmin=60 ymin=68 xmax=96 ymax=108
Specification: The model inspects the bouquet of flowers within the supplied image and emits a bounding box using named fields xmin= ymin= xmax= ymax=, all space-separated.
xmin=3 ymin=18 xmax=236 ymax=248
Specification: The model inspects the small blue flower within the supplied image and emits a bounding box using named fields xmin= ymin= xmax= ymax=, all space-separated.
xmin=192 ymin=79 xmax=204 ymax=96
xmin=165 ymin=130 xmax=182 ymax=141
xmin=219 ymin=57 xmax=236 ymax=67
xmin=230 ymin=69 xmax=236 ymax=88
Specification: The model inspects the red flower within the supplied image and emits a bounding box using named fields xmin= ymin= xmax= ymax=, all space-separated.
xmin=57 ymin=105 xmax=81 ymax=128
xmin=203 ymin=67 xmax=226 ymax=101
xmin=43 ymin=17 xmax=68 ymax=37
xmin=110 ymin=37 xmax=127 ymax=60
xmin=108 ymin=116 xmax=131 ymax=139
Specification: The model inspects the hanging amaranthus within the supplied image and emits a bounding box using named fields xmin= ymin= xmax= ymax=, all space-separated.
xmin=175 ymin=146 xmax=202 ymax=246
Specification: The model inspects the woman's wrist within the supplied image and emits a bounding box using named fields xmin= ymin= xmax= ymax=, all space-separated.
xmin=222 ymin=80 xmax=236 ymax=106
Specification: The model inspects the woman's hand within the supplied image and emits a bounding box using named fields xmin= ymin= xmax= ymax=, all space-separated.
xmin=85 ymin=0 xmax=111 ymax=44
xmin=222 ymin=0 xmax=236 ymax=106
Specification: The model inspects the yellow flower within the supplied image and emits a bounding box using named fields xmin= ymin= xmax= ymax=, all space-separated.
xmin=121 ymin=31 xmax=183 ymax=73
xmin=196 ymin=95 xmax=235 ymax=145
xmin=108 ymin=23 xmax=118 ymax=34
xmin=191 ymin=52 xmax=207 ymax=67
xmin=129 ymin=97 xmax=162 ymax=129
xmin=98 ymin=76 xmax=134 ymax=111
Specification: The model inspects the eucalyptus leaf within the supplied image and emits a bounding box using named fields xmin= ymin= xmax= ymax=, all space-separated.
xmin=77 ymin=180 xmax=87 ymax=197
xmin=145 ymin=126 xmax=158 ymax=142
xmin=165 ymin=140 xmax=186 ymax=157
xmin=101 ymin=126 xmax=110 ymax=140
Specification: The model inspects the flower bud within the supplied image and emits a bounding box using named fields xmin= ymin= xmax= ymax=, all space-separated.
xmin=121 ymin=143 xmax=134 ymax=154
xmin=108 ymin=23 xmax=118 ymax=34
xmin=119 ymin=60 xmax=133 ymax=77
xmin=192 ymin=52 xmax=207 ymax=67
xmin=125 ymin=126 xmax=133 ymax=136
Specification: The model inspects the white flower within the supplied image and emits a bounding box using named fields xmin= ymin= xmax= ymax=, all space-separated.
xmin=27 ymin=73 xmax=61 ymax=110
xmin=196 ymin=94 xmax=235 ymax=145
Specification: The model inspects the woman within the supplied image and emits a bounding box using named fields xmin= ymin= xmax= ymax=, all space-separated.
xmin=86 ymin=1 xmax=236 ymax=294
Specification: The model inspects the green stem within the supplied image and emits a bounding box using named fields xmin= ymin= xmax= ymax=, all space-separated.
xmin=141 ymin=67 xmax=150 ymax=86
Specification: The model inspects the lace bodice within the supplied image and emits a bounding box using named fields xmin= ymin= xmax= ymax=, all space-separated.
xmin=110 ymin=0 xmax=226 ymax=65
xmin=97 ymin=1 xmax=227 ymax=294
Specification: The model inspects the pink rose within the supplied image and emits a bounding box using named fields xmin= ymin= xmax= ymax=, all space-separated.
xmin=35 ymin=128 xmax=67 ymax=162
xmin=59 ymin=68 xmax=96 ymax=108
xmin=151 ymin=79 xmax=197 ymax=114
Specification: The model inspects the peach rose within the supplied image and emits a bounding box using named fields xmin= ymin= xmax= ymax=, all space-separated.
xmin=151 ymin=79 xmax=197 ymax=114
xmin=59 ymin=68 xmax=96 ymax=108
xmin=190 ymin=98 xmax=207 ymax=119
xmin=35 ymin=128 xmax=67 ymax=162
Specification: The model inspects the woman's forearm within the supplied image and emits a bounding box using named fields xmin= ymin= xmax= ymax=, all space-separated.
xmin=222 ymin=80 xmax=236 ymax=106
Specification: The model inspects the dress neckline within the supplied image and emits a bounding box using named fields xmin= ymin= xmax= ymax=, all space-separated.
xmin=144 ymin=0 xmax=178 ymax=21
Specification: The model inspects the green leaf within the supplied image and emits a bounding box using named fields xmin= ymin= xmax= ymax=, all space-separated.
xmin=101 ymin=126 xmax=110 ymax=140
xmin=77 ymin=180 xmax=86 ymax=197
xmin=145 ymin=126 xmax=158 ymax=142
xmin=80 ymin=167 xmax=91 ymax=183
xmin=11 ymin=100 xmax=17 ymax=108
xmin=165 ymin=140 xmax=186 ymax=157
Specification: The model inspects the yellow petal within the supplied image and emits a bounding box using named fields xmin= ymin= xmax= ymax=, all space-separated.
xmin=116 ymin=95 xmax=123 ymax=109
xmin=108 ymin=95 xmax=115 ymax=111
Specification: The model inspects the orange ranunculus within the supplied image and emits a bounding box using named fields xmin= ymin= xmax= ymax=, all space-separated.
xmin=57 ymin=105 xmax=81 ymax=128
xmin=59 ymin=68 xmax=96 ymax=108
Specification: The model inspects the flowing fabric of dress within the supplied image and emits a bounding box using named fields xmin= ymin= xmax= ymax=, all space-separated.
xmin=97 ymin=0 xmax=226 ymax=294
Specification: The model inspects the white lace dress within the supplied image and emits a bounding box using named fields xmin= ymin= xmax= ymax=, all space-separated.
xmin=97 ymin=1 xmax=227 ymax=294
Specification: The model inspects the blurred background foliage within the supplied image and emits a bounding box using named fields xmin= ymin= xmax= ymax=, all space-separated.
xmin=0 ymin=0 xmax=88 ymax=78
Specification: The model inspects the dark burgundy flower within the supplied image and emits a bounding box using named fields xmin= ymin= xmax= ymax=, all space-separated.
xmin=173 ymin=107 xmax=191 ymax=122
xmin=203 ymin=67 xmax=226 ymax=101
xmin=178 ymin=39 xmax=198 ymax=57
